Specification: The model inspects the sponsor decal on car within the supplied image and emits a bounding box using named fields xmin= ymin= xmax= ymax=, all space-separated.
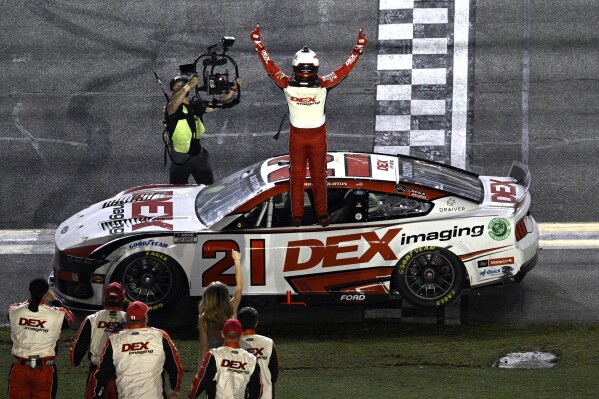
xmin=488 ymin=218 xmax=511 ymax=241
xmin=438 ymin=197 xmax=466 ymax=212
xmin=480 ymin=268 xmax=503 ymax=277
xmin=174 ymin=233 xmax=198 ymax=244
xmin=489 ymin=179 xmax=517 ymax=203
xmin=101 ymin=194 xmax=156 ymax=209
xmin=128 ymin=240 xmax=168 ymax=249
xmin=489 ymin=257 xmax=515 ymax=266
xmin=395 ymin=184 xmax=428 ymax=199
xmin=340 ymin=294 xmax=366 ymax=302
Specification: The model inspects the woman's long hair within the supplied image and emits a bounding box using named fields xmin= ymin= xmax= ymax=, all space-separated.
xmin=199 ymin=281 xmax=233 ymax=339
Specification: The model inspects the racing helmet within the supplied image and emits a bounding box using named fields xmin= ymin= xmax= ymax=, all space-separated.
xmin=292 ymin=46 xmax=319 ymax=80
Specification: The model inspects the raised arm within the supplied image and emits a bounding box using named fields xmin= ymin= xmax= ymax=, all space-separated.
xmin=250 ymin=24 xmax=290 ymax=89
xmin=230 ymin=249 xmax=243 ymax=315
xmin=320 ymin=29 xmax=368 ymax=89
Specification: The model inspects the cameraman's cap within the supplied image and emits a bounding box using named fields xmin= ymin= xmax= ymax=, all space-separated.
xmin=222 ymin=318 xmax=243 ymax=338
xmin=170 ymin=76 xmax=188 ymax=91
xmin=105 ymin=282 xmax=125 ymax=303
xmin=126 ymin=301 xmax=149 ymax=322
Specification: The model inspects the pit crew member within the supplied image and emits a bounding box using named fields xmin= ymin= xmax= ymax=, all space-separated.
xmin=7 ymin=278 xmax=75 ymax=399
xmin=93 ymin=301 xmax=183 ymax=399
xmin=188 ymin=318 xmax=262 ymax=399
xmin=70 ymin=282 xmax=126 ymax=399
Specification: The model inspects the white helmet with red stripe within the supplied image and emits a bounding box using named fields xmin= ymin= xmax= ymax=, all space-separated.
xmin=292 ymin=46 xmax=319 ymax=80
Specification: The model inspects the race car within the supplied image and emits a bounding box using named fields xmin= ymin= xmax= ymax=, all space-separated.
xmin=51 ymin=152 xmax=538 ymax=319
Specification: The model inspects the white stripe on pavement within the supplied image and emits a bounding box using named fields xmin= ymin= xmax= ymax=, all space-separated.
xmin=3 ymin=224 xmax=599 ymax=254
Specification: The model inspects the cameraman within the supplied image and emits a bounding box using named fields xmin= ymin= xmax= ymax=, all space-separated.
xmin=165 ymin=74 xmax=240 ymax=185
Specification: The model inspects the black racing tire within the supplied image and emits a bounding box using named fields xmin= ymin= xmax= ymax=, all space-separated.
xmin=111 ymin=251 xmax=187 ymax=312
xmin=393 ymin=246 xmax=465 ymax=308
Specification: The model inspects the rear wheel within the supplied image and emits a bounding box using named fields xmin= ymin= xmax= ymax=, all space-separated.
xmin=393 ymin=246 xmax=465 ymax=308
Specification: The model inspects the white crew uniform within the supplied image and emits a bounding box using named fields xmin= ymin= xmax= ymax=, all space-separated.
xmin=9 ymin=301 xmax=73 ymax=358
xmin=71 ymin=309 xmax=127 ymax=365
xmin=8 ymin=299 xmax=74 ymax=399
xmin=94 ymin=326 xmax=183 ymax=399
xmin=189 ymin=342 xmax=262 ymax=399
xmin=240 ymin=330 xmax=281 ymax=399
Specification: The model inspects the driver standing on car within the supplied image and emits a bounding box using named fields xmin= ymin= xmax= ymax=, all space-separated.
xmin=165 ymin=74 xmax=242 ymax=185
xmin=7 ymin=278 xmax=75 ymax=399
xmin=250 ymin=24 xmax=367 ymax=227
xmin=70 ymin=282 xmax=126 ymax=399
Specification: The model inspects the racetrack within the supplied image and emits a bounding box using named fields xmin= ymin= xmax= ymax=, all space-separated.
xmin=1 ymin=0 xmax=598 ymax=322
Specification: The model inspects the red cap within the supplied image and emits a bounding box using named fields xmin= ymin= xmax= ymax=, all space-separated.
xmin=222 ymin=318 xmax=242 ymax=338
xmin=105 ymin=282 xmax=125 ymax=303
xmin=126 ymin=301 xmax=149 ymax=323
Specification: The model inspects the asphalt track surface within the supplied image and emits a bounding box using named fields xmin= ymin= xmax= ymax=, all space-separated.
xmin=1 ymin=0 xmax=599 ymax=323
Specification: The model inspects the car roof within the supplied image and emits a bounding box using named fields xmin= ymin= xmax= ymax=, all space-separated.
xmin=260 ymin=152 xmax=484 ymax=202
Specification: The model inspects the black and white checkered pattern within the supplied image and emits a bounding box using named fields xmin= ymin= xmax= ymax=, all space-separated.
xmin=374 ymin=0 xmax=470 ymax=166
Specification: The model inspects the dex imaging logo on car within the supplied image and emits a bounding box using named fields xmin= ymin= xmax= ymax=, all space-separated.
xmin=283 ymin=225 xmax=484 ymax=272
xmin=131 ymin=191 xmax=174 ymax=231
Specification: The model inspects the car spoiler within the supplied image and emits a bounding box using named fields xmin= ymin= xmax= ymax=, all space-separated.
xmin=509 ymin=161 xmax=531 ymax=201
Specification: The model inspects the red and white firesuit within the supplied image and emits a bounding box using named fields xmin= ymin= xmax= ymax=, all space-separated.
xmin=8 ymin=299 xmax=75 ymax=399
xmin=251 ymin=24 xmax=368 ymax=222
xmin=70 ymin=308 xmax=126 ymax=399
xmin=93 ymin=326 xmax=184 ymax=399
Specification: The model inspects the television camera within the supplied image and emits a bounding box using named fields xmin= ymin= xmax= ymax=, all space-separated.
xmin=178 ymin=36 xmax=240 ymax=108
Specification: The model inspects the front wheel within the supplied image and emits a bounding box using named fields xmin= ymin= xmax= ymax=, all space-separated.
xmin=393 ymin=246 xmax=465 ymax=308
xmin=111 ymin=251 xmax=185 ymax=309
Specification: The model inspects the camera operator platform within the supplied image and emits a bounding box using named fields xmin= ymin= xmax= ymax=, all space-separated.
xmin=162 ymin=36 xmax=241 ymax=185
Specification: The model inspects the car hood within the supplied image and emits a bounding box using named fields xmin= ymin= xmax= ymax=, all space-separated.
xmin=56 ymin=185 xmax=206 ymax=251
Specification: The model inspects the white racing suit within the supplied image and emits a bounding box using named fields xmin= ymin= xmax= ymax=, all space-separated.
xmin=93 ymin=326 xmax=183 ymax=399
xmin=188 ymin=342 xmax=262 ymax=399
xmin=240 ymin=330 xmax=281 ymax=399
xmin=8 ymin=299 xmax=75 ymax=399
xmin=70 ymin=308 xmax=126 ymax=399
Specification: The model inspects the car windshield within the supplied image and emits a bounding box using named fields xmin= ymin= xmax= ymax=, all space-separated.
xmin=398 ymin=157 xmax=483 ymax=202
xmin=195 ymin=161 xmax=267 ymax=226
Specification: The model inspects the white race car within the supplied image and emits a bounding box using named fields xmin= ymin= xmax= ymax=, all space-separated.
xmin=51 ymin=152 xmax=538 ymax=320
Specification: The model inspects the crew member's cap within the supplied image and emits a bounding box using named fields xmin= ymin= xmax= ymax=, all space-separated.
xmin=126 ymin=301 xmax=149 ymax=322
xmin=170 ymin=76 xmax=188 ymax=90
xmin=105 ymin=282 xmax=125 ymax=303
xmin=222 ymin=318 xmax=243 ymax=338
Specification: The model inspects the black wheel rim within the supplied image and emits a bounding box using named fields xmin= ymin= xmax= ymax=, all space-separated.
xmin=121 ymin=256 xmax=173 ymax=305
xmin=403 ymin=251 xmax=456 ymax=301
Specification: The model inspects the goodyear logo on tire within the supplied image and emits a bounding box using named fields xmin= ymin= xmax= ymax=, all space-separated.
xmin=488 ymin=218 xmax=511 ymax=241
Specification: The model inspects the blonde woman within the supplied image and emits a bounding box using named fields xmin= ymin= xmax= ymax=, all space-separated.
xmin=198 ymin=249 xmax=243 ymax=361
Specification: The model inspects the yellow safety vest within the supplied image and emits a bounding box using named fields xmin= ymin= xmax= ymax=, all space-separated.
xmin=171 ymin=105 xmax=206 ymax=153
